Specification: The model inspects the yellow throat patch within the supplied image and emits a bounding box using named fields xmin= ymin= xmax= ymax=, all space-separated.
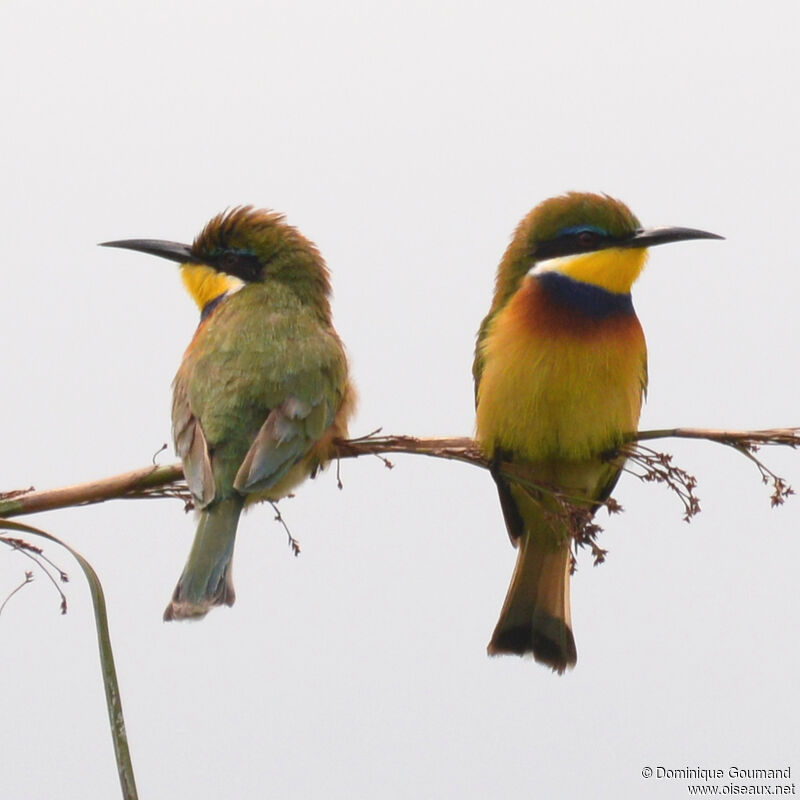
xmin=534 ymin=247 xmax=648 ymax=294
xmin=180 ymin=263 xmax=243 ymax=310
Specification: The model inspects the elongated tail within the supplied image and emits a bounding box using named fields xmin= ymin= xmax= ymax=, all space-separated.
xmin=487 ymin=531 xmax=576 ymax=673
xmin=487 ymin=476 xmax=577 ymax=672
xmin=164 ymin=496 xmax=244 ymax=621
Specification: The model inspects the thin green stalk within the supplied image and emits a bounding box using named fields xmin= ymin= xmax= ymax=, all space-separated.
xmin=1 ymin=519 xmax=138 ymax=800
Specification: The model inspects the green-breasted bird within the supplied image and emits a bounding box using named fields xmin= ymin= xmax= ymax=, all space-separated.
xmin=474 ymin=192 xmax=721 ymax=672
xmin=103 ymin=207 xmax=354 ymax=621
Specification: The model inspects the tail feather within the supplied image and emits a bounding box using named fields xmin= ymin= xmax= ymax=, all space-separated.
xmin=488 ymin=528 xmax=577 ymax=673
xmin=164 ymin=496 xmax=243 ymax=621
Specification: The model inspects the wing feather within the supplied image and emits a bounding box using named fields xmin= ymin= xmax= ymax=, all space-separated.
xmin=233 ymin=393 xmax=334 ymax=494
xmin=172 ymin=373 xmax=215 ymax=508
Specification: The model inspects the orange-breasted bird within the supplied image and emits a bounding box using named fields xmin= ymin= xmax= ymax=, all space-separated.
xmin=103 ymin=207 xmax=354 ymax=621
xmin=473 ymin=192 xmax=722 ymax=672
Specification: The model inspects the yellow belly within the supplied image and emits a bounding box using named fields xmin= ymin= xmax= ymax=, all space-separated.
xmin=476 ymin=281 xmax=646 ymax=463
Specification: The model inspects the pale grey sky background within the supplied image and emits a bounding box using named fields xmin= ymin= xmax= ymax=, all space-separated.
xmin=2 ymin=1 xmax=798 ymax=798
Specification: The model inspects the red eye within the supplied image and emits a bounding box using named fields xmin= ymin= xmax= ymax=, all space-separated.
xmin=578 ymin=231 xmax=597 ymax=247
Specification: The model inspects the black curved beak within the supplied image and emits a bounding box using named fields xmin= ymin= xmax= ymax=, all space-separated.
xmin=620 ymin=226 xmax=724 ymax=249
xmin=100 ymin=238 xmax=195 ymax=264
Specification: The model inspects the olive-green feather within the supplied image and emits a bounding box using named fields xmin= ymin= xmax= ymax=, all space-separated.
xmin=103 ymin=207 xmax=353 ymax=623
xmin=175 ymin=281 xmax=347 ymax=500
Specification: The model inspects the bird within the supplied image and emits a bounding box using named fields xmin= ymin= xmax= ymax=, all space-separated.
xmin=473 ymin=192 xmax=722 ymax=673
xmin=102 ymin=207 xmax=355 ymax=621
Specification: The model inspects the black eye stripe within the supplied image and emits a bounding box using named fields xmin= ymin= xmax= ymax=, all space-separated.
xmin=215 ymin=251 xmax=262 ymax=282
xmin=535 ymin=231 xmax=621 ymax=260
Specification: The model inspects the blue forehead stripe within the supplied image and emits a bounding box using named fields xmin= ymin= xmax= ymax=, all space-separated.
xmin=536 ymin=272 xmax=634 ymax=318
xmin=557 ymin=224 xmax=609 ymax=237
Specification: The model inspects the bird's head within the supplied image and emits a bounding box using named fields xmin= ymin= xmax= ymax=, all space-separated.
xmin=491 ymin=192 xmax=722 ymax=311
xmin=102 ymin=206 xmax=332 ymax=315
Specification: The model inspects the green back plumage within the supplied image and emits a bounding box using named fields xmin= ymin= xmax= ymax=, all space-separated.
xmin=172 ymin=207 xmax=350 ymax=505
xmin=103 ymin=205 xmax=352 ymax=620
xmin=175 ymin=280 xmax=348 ymax=496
